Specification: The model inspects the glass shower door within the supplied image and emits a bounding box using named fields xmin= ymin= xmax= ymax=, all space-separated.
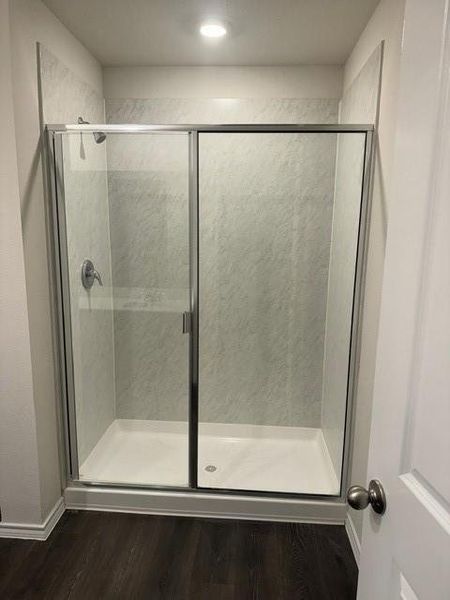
xmin=197 ymin=131 xmax=367 ymax=496
xmin=55 ymin=130 xmax=191 ymax=487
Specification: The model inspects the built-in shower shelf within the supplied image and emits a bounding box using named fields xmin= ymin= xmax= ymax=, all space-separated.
xmin=78 ymin=288 xmax=188 ymax=313
xmin=113 ymin=298 xmax=186 ymax=313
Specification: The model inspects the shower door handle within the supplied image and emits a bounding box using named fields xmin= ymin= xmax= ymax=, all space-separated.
xmin=182 ymin=311 xmax=192 ymax=334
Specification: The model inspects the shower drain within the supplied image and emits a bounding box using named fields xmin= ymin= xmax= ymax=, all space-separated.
xmin=204 ymin=464 xmax=217 ymax=472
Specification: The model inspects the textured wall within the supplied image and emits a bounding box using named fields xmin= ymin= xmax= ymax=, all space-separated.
xmin=106 ymin=98 xmax=337 ymax=126
xmin=199 ymin=132 xmax=336 ymax=426
xmin=106 ymin=133 xmax=190 ymax=421
xmin=39 ymin=46 xmax=115 ymax=464
xmin=321 ymin=45 xmax=383 ymax=479
xmin=105 ymin=98 xmax=338 ymax=425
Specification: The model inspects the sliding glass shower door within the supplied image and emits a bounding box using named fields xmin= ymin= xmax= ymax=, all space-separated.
xmin=51 ymin=124 xmax=370 ymax=497
xmin=53 ymin=130 xmax=191 ymax=487
xmin=197 ymin=131 xmax=368 ymax=496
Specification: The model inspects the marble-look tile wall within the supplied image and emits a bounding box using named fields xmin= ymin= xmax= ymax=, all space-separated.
xmin=106 ymin=133 xmax=190 ymax=421
xmin=105 ymin=98 xmax=339 ymax=425
xmin=199 ymin=132 xmax=336 ymax=426
xmin=39 ymin=46 xmax=115 ymax=463
xmin=106 ymin=98 xmax=338 ymax=126
xmin=321 ymin=45 xmax=383 ymax=478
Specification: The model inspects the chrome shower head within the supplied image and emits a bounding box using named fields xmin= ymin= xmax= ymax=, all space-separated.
xmin=78 ymin=116 xmax=106 ymax=144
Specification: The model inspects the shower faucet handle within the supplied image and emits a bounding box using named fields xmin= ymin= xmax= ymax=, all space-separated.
xmin=93 ymin=269 xmax=103 ymax=286
xmin=81 ymin=259 xmax=103 ymax=289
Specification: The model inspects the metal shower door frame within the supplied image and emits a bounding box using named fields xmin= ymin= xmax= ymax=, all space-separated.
xmin=47 ymin=124 xmax=374 ymax=502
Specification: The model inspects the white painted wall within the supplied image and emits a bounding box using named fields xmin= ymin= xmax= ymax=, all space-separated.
xmin=0 ymin=0 xmax=42 ymax=526
xmin=103 ymin=65 xmax=342 ymax=99
xmin=344 ymin=0 xmax=406 ymax=546
xmin=1 ymin=0 xmax=104 ymax=527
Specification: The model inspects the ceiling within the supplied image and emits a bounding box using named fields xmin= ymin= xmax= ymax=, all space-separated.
xmin=42 ymin=0 xmax=380 ymax=67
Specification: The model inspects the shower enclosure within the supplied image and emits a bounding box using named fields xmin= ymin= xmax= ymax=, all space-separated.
xmin=48 ymin=123 xmax=372 ymax=500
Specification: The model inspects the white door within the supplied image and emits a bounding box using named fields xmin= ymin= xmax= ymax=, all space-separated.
xmin=356 ymin=0 xmax=450 ymax=598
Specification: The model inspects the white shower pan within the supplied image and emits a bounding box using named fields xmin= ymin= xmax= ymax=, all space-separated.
xmin=79 ymin=419 xmax=339 ymax=496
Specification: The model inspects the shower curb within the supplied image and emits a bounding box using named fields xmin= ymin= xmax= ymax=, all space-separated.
xmin=64 ymin=485 xmax=346 ymax=524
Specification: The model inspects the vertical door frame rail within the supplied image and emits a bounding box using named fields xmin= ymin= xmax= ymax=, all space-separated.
xmin=47 ymin=123 xmax=374 ymax=503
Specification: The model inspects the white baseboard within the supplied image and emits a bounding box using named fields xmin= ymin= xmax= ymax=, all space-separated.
xmin=345 ymin=512 xmax=361 ymax=566
xmin=65 ymin=485 xmax=347 ymax=525
xmin=0 ymin=497 xmax=65 ymax=541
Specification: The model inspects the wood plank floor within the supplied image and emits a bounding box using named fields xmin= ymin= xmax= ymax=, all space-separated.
xmin=0 ymin=511 xmax=358 ymax=599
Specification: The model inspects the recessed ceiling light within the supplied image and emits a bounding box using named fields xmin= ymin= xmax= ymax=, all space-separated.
xmin=200 ymin=22 xmax=227 ymax=38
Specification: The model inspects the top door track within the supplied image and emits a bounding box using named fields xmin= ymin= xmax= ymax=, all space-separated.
xmin=46 ymin=124 xmax=374 ymax=134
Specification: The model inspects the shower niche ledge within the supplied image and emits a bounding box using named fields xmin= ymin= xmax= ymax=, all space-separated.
xmin=78 ymin=288 xmax=188 ymax=313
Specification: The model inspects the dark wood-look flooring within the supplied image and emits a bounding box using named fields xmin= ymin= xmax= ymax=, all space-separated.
xmin=0 ymin=510 xmax=357 ymax=599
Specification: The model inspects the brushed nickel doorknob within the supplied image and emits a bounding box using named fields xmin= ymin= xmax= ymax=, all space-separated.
xmin=347 ymin=479 xmax=386 ymax=515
